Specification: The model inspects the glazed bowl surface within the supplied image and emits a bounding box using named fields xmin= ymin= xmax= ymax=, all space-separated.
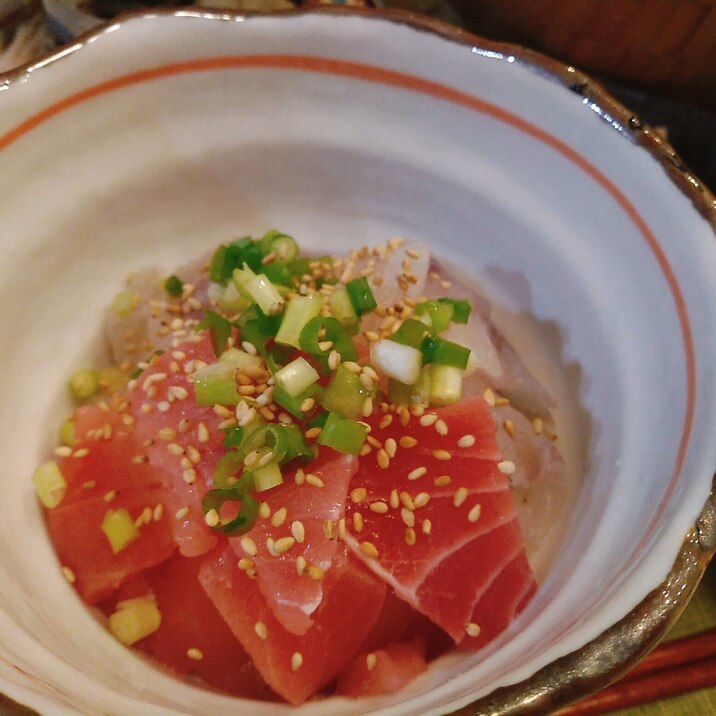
xmin=1 ymin=8 xmax=716 ymax=715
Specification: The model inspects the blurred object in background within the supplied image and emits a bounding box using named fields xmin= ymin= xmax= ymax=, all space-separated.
xmin=0 ymin=0 xmax=55 ymax=72
xmin=451 ymin=0 xmax=716 ymax=112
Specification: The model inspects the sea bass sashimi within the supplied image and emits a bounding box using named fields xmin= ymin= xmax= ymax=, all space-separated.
xmin=33 ymin=231 xmax=568 ymax=704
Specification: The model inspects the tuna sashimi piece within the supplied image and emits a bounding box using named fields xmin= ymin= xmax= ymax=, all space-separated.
xmin=47 ymin=488 xmax=175 ymax=604
xmin=139 ymin=553 xmax=274 ymax=699
xmin=229 ymin=448 xmax=357 ymax=636
xmin=126 ymin=333 xmax=227 ymax=557
xmin=344 ymin=396 xmax=536 ymax=647
xmin=198 ymin=544 xmax=386 ymax=705
xmin=336 ymin=639 xmax=428 ymax=697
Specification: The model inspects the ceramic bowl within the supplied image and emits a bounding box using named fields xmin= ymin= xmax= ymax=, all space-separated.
xmin=1 ymin=8 xmax=715 ymax=715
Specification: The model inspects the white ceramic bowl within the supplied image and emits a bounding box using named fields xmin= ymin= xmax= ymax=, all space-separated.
xmin=1 ymin=8 xmax=716 ymax=715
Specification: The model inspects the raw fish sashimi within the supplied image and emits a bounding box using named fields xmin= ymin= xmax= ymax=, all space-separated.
xmin=343 ymin=396 xmax=536 ymax=646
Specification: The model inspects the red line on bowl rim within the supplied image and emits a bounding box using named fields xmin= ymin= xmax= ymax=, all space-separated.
xmin=0 ymin=52 xmax=697 ymax=652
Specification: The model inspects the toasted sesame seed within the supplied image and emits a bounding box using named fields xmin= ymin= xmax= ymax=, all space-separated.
xmin=259 ymin=501 xmax=271 ymax=519
xmin=328 ymin=350 xmax=341 ymax=370
xmin=187 ymin=647 xmax=204 ymax=661
xmin=497 ymin=460 xmax=516 ymax=475
xmin=204 ymin=509 xmax=220 ymax=527
xmin=468 ymin=504 xmax=482 ymax=522
xmin=419 ymin=414 xmax=438 ymax=427
xmin=103 ymin=490 xmax=117 ymax=503
xmin=338 ymin=517 xmax=347 ymax=539
xmin=322 ymin=519 xmax=335 ymax=540
xmin=131 ymin=454 xmax=148 ymax=464
xmin=379 ymin=414 xmax=394 ymax=430
xmin=240 ymin=536 xmax=258 ymax=557
xmin=296 ymin=555 xmax=307 ymax=576
xmin=434 ymin=475 xmax=452 ymax=487
xmin=254 ymin=621 xmax=268 ymax=640
xmin=465 ymin=622 xmax=481 ymax=638
xmin=295 ymin=468 xmax=306 ymax=485
xmin=274 ymin=536 xmax=296 ymax=554
xmin=532 ymin=417 xmax=543 ymax=435
xmin=454 ymin=487 xmax=468 ymax=507
xmin=157 ymin=401 xmax=171 ymax=413
xmin=432 ymin=449 xmax=451 ymax=461
xmin=351 ymin=487 xmax=367 ymax=503
xmin=399 ymin=436 xmax=418 ymax=448
xmin=405 ymin=527 xmax=417 ymax=546
xmin=291 ymin=652 xmax=303 ymax=671
xmin=259 ymin=407 xmax=276 ymax=421
xmin=307 ymin=565 xmax=325 ymax=581
xmin=422 ymin=518 xmax=432 ymax=535
xmin=414 ymin=492 xmax=430 ymax=508
xmin=377 ymin=449 xmax=390 ymax=469
xmin=435 ymin=419 xmax=448 ymax=436
xmin=360 ymin=541 xmax=379 ymax=558
xmin=457 ymin=434 xmax=476 ymax=448
xmin=369 ymin=501 xmax=389 ymax=514
xmin=167 ymin=443 xmax=184 ymax=456
xmin=503 ymin=419 xmax=516 ymax=437
xmin=342 ymin=361 xmax=361 ymax=375
xmin=72 ymin=448 xmax=89 ymax=458
xmin=300 ymin=397 xmax=316 ymax=413
xmin=291 ymin=520 xmax=306 ymax=543
xmin=361 ymin=396 xmax=374 ymax=418
xmin=157 ymin=428 xmax=176 ymax=441
xmin=304 ymin=427 xmax=321 ymax=440
xmin=82 ymin=480 xmax=96 ymax=490
xmin=271 ymin=507 xmax=287 ymax=528
xmin=389 ymin=489 xmax=400 ymax=509
xmin=186 ymin=445 xmax=201 ymax=464
xmin=353 ymin=512 xmax=364 ymax=533
xmin=400 ymin=491 xmax=416 ymax=511
xmin=62 ymin=566 xmax=76 ymax=584
xmin=182 ymin=468 xmax=197 ymax=484
xmin=197 ymin=422 xmax=209 ymax=444
xmin=54 ymin=446 xmax=72 ymax=457
xmin=401 ymin=508 xmax=415 ymax=528
xmin=408 ymin=466 xmax=427 ymax=481
xmin=384 ymin=438 xmax=397 ymax=458
xmin=305 ymin=473 xmax=325 ymax=488
xmin=175 ymin=506 xmax=190 ymax=520
xmin=214 ymin=405 xmax=232 ymax=418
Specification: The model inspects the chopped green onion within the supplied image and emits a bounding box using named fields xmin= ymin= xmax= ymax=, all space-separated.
xmin=233 ymin=266 xmax=284 ymax=316
xmin=193 ymin=361 xmax=240 ymax=406
xmin=102 ymin=508 xmax=140 ymax=554
xmin=437 ymin=297 xmax=472 ymax=324
xmin=68 ymin=368 xmax=100 ymax=401
xmin=201 ymin=483 xmax=258 ymax=536
xmin=427 ymin=364 xmax=463 ymax=406
xmin=97 ymin=367 xmax=127 ymax=394
xmin=386 ymin=319 xmax=428 ymax=349
xmin=33 ymin=460 xmax=67 ymax=509
xmin=59 ymin=419 xmax=75 ymax=447
xmin=299 ymin=316 xmax=358 ymax=365
xmin=212 ymin=451 xmax=247 ymax=488
xmin=164 ymin=275 xmax=184 ymax=297
xmin=258 ymin=230 xmax=299 ymax=262
xmin=317 ymin=412 xmax=369 ymax=455
xmin=262 ymin=261 xmax=295 ymax=287
xmin=249 ymin=461 xmax=284 ymax=492
xmin=209 ymin=238 xmax=265 ymax=284
xmin=274 ymin=357 xmax=319 ymax=397
xmin=275 ymin=293 xmax=324 ymax=348
xmin=346 ymin=276 xmax=377 ymax=316
xmin=328 ymin=286 xmax=359 ymax=328
xmin=216 ymin=280 xmax=251 ymax=313
xmin=415 ymin=300 xmax=453 ymax=334
xmin=420 ymin=335 xmax=471 ymax=369
xmin=237 ymin=305 xmax=284 ymax=361
xmin=110 ymin=291 xmax=140 ymax=317
xmin=197 ymin=310 xmax=235 ymax=356
xmin=109 ymin=596 xmax=161 ymax=646
xmin=387 ymin=365 xmax=432 ymax=408
xmin=371 ymin=339 xmax=422 ymax=385
xmin=321 ymin=363 xmax=374 ymax=420
xmin=237 ymin=423 xmax=314 ymax=465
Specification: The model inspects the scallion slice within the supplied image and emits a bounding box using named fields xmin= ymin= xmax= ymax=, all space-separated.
xmin=249 ymin=461 xmax=284 ymax=492
xmin=101 ymin=508 xmax=140 ymax=554
xmin=234 ymin=266 xmax=284 ymax=316
xmin=33 ymin=460 xmax=67 ymax=509
xmin=345 ymin=276 xmax=377 ymax=316
xmin=201 ymin=483 xmax=258 ymax=536
xmin=427 ymin=364 xmax=463 ymax=406
xmin=415 ymin=300 xmax=453 ymax=333
xmin=371 ymin=339 xmax=422 ymax=385
xmin=193 ymin=361 xmax=240 ymax=406
xmin=420 ymin=335 xmax=471 ymax=369
xmin=299 ymin=316 xmax=358 ymax=365
xmin=274 ymin=357 xmax=319 ymax=397
xmin=273 ymin=382 xmax=324 ymax=419
xmin=274 ymin=293 xmax=324 ymax=348
xmin=197 ymin=310 xmax=235 ymax=356
xmin=258 ymin=230 xmax=299 ymax=262
xmin=317 ymin=412 xmax=369 ymax=455
xmin=388 ymin=319 xmax=429 ymax=349
xmin=321 ymin=363 xmax=373 ymax=420
xmin=328 ymin=286 xmax=359 ymax=328
xmin=437 ymin=297 xmax=472 ymax=324
xmin=164 ymin=275 xmax=184 ymax=297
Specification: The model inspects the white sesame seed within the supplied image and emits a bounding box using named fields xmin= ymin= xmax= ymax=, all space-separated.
xmin=422 ymin=518 xmax=432 ymax=535
xmin=258 ymin=502 xmax=271 ymax=520
xmin=187 ymin=647 xmax=204 ymax=661
xmin=401 ymin=508 xmax=415 ymax=528
xmin=62 ymin=566 xmax=76 ymax=584
xmin=54 ymin=446 xmax=73 ymax=458
xmin=377 ymin=449 xmax=390 ymax=469
xmin=255 ymin=621 xmax=268 ymax=640
xmin=400 ymin=491 xmax=415 ymax=511
xmin=454 ymin=487 xmax=468 ymax=507
xmin=305 ymin=473 xmax=325 ymax=488
xmin=413 ymin=492 xmax=430 ymax=508
xmin=497 ymin=460 xmax=516 ymax=475
xmin=408 ymin=466 xmax=427 ymax=481
xmin=240 ymin=536 xmax=258 ymax=557
xmin=204 ymin=509 xmax=220 ymax=527
xmin=270 ymin=507 xmax=287 ymax=528
xmin=366 ymin=653 xmax=378 ymax=670
xmin=274 ymin=536 xmax=296 ymax=554
xmin=197 ymin=422 xmax=209 ymax=444
xmin=465 ymin=622 xmax=481 ymax=638
xmin=353 ymin=511 xmax=364 ymax=533
xmin=291 ymin=652 xmax=303 ymax=671
xmin=457 ymin=434 xmax=476 ymax=448
xmin=435 ymin=419 xmax=448 ymax=436
xmin=296 ymin=555 xmax=307 ymax=576
xmin=291 ymin=520 xmax=306 ymax=543
xmin=468 ymin=503 xmax=482 ymax=522
xmin=389 ymin=489 xmax=400 ymax=509
xmin=360 ymin=541 xmax=379 ymax=558
xmin=350 ymin=487 xmax=367 ymax=503
xmin=157 ymin=401 xmax=171 ymax=413
xmin=369 ymin=501 xmax=389 ymax=514
xmin=433 ymin=449 xmax=451 ymax=461
xmin=419 ymin=414 xmax=438 ymax=427
xmin=182 ymin=468 xmax=197 ymax=484
xmin=175 ymin=506 xmax=190 ymax=520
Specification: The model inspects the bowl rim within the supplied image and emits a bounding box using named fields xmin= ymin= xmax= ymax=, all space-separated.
xmin=1 ymin=6 xmax=715 ymax=715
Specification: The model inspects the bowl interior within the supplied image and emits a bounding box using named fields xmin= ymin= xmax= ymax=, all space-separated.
xmin=1 ymin=10 xmax=716 ymax=715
